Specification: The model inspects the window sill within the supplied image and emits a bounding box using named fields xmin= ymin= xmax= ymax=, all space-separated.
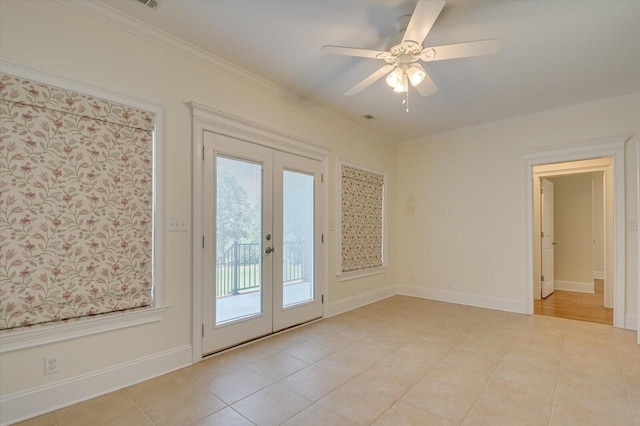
xmin=337 ymin=266 xmax=388 ymax=282
xmin=0 ymin=305 xmax=169 ymax=353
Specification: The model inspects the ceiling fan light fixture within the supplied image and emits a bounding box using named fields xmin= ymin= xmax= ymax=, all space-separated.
xmin=386 ymin=68 xmax=404 ymax=88
xmin=407 ymin=64 xmax=426 ymax=86
xmin=393 ymin=73 xmax=409 ymax=93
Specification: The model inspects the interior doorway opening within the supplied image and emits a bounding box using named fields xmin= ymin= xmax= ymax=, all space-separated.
xmin=532 ymin=162 xmax=613 ymax=325
xmin=523 ymin=139 xmax=626 ymax=329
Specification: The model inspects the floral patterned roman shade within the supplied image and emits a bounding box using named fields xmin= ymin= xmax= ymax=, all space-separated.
xmin=340 ymin=164 xmax=384 ymax=273
xmin=0 ymin=72 xmax=154 ymax=330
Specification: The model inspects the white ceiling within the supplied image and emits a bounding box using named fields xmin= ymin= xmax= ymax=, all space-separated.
xmin=98 ymin=0 xmax=640 ymax=143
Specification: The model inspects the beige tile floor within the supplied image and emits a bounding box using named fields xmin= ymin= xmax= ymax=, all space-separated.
xmin=16 ymin=296 xmax=640 ymax=426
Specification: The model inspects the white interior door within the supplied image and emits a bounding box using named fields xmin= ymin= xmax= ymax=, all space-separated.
xmin=202 ymin=132 xmax=322 ymax=355
xmin=541 ymin=178 xmax=555 ymax=298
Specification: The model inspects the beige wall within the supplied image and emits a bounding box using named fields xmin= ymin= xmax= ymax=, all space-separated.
xmin=0 ymin=1 xmax=396 ymax=395
xmin=396 ymin=96 xmax=639 ymax=316
xmin=1 ymin=0 xmax=639 ymax=412
xmin=549 ymin=174 xmax=593 ymax=284
xmin=592 ymin=172 xmax=605 ymax=275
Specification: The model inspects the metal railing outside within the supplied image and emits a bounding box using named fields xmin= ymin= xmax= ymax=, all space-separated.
xmin=216 ymin=241 xmax=307 ymax=297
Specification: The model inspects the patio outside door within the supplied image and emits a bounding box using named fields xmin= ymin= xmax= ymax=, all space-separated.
xmin=202 ymin=131 xmax=322 ymax=355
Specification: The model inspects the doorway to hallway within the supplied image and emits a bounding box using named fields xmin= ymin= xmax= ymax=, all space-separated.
xmin=534 ymin=279 xmax=612 ymax=324
xmin=523 ymin=138 xmax=626 ymax=329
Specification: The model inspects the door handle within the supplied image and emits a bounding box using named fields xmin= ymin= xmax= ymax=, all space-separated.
xmin=265 ymin=247 xmax=274 ymax=254
xmin=552 ymin=242 xmax=558 ymax=246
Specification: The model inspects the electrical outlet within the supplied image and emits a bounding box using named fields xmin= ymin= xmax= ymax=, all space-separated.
xmin=44 ymin=354 xmax=59 ymax=374
xmin=167 ymin=217 xmax=188 ymax=232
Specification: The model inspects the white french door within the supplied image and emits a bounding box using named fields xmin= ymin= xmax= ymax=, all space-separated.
xmin=202 ymin=131 xmax=322 ymax=355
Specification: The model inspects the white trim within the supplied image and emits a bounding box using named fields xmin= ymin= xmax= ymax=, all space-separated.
xmin=190 ymin=102 xmax=328 ymax=159
xmin=337 ymin=266 xmax=388 ymax=282
xmin=523 ymin=138 xmax=627 ymax=328
xmin=402 ymin=92 xmax=640 ymax=144
xmin=397 ymin=285 xmax=527 ymax=314
xmin=637 ymin=140 xmax=640 ymax=343
xmin=554 ymin=280 xmax=595 ymax=294
xmin=0 ymin=307 xmax=168 ymax=353
xmin=58 ymin=0 xmax=394 ymax=146
xmin=190 ymin=103 xmax=328 ymax=363
xmin=0 ymin=345 xmax=191 ymax=426
xmin=0 ymin=61 xmax=168 ymax=352
xmin=336 ymin=160 xmax=388 ymax=278
xmin=593 ymin=270 xmax=605 ymax=280
xmin=324 ymin=286 xmax=396 ymax=318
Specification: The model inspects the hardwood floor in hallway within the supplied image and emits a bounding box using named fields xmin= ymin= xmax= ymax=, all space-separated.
xmin=534 ymin=279 xmax=613 ymax=325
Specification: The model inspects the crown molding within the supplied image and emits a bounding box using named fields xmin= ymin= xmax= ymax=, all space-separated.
xmin=58 ymin=0 xmax=395 ymax=145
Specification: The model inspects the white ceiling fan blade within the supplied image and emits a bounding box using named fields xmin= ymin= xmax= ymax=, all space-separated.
xmin=322 ymin=45 xmax=390 ymax=59
xmin=402 ymin=0 xmax=446 ymax=45
xmin=345 ymin=64 xmax=395 ymax=96
xmin=420 ymin=39 xmax=503 ymax=62
xmin=415 ymin=71 xmax=438 ymax=97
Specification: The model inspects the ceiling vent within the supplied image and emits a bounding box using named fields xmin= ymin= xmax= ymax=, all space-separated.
xmin=362 ymin=114 xmax=377 ymax=120
xmin=136 ymin=0 xmax=159 ymax=9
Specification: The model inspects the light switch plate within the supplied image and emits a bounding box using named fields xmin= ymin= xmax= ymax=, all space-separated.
xmin=168 ymin=217 xmax=188 ymax=232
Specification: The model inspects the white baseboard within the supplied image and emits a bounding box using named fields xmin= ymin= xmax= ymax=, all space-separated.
xmin=593 ymin=270 xmax=605 ymax=280
xmin=397 ymin=285 xmax=527 ymax=314
xmin=325 ymin=286 xmax=396 ymax=318
xmin=554 ymin=280 xmax=594 ymax=293
xmin=0 ymin=345 xmax=192 ymax=425
xmin=625 ymin=313 xmax=638 ymax=331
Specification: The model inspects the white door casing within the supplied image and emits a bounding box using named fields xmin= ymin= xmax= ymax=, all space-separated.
xmin=524 ymin=138 xmax=626 ymax=329
xmin=190 ymin=103 xmax=328 ymax=362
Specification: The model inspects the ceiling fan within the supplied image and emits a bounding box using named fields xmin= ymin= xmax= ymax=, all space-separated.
xmin=322 ymin=0 xmax=502 ymax=98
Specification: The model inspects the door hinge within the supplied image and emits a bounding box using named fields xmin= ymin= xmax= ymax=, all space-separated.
xmin=202 ymin=236 xmax=205 ymax=248
xmin=541 ymin=231 xmax=544 ymax=238
xmin=321 ymin=294 xmax=324 ymax=304
xmin=321 ymin=234 xmax=324 ymax=243
xmin=202 ymin=324 xmax=204 ymax=337
xmin=321 ymin=174 xmax=324 ymax=183
xmin=202 ymin=146 xmax=205 ymax=160
xmin=541 ymin=275 xmax=544 ymax=282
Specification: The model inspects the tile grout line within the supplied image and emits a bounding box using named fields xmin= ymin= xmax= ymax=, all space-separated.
xmin=614 ymin=333 xmax=639 ymax=426
xmin=378 ymin=331 xmax=473 ymax=425
xmin=122 ymin=388 xmax=156 ymax=425
xmin=546 ymin=325 xmax=568 ymax=426
xmin=457 ymin=321 xmax=527 ymax=425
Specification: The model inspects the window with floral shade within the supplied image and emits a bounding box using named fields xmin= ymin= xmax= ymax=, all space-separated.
xmin=0 ymin=70 xmax=161 ymax=335
xmin=339 ymin=163 xmax=386 ymax=279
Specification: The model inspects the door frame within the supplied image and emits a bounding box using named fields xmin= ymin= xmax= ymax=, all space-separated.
xmin=636 ymin=140 xmax=640 ymax=344
xmin=533 ymin=159 xmax=612 ymax=303
xmin=524 ymin=137 xmax=627 ymax=328
xmin=190 ymin=103 xmax=328 ymax=363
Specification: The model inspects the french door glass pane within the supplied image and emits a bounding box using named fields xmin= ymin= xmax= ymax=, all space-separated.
xmin=282 ymin=170 xmax=314 ymax=307
xmin=216 ymin=156 xmax=263 ymax=324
